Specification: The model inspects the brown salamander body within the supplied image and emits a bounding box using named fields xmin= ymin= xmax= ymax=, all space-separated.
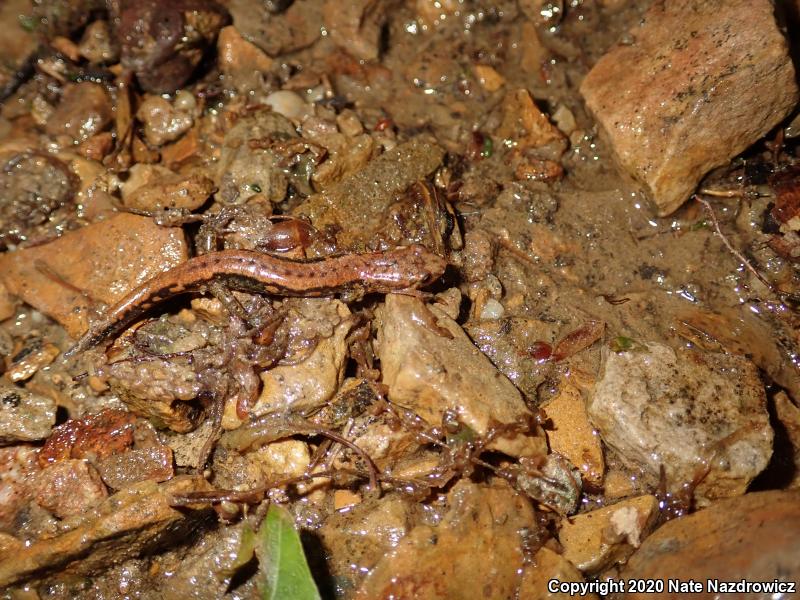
xmin=65 ymin=244 xmax=447 ymax=357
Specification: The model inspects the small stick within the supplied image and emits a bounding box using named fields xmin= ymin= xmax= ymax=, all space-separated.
xmin=695 ymin=195 xmax=778 ymax=297
xmin=697 ymin=187 xmax=745 ymax=198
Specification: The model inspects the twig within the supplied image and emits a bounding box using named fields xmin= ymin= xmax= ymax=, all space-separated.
xmin=697 ymin=187 xmax=745 ymax=198
xmin=695 ymin=195 xmax=778 ymax=298
xmin=169 ymin=470 xmax=336 ymax=506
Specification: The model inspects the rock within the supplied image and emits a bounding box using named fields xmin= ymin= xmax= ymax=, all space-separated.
xmin=105 ymin=358 xmax=202 ymax=433
xmin=243 ymin=300 xmax=354 ymax=427
xmin=376 ymin=294 xmax=546 ymax=459
xmin=558 ymin=495 xmax=659 ymax=575
xmin=0 ymin=384 xmax=56 ymax=445
xmin=542 ymin=379 xmax=605 ymax=489
xmin=157 ymin=522 xmax=256 ymax=598
xmin=674 ymin=306 xmax=800 ymax=403
xmin=120 ymin=166 xmax=213 ymax=212
xmin=355 ymin=480 xmax=537 ymax=599
xmin=332 ymin=404 xmax=422 ymax=475
xmin=4 ymin=341 xmax=61 ymax=383
xmin=31 ymin=0 xmax=104 ymax=38
xmin=0 ymin=213 xmax=188 ymax=338
xmin=217 ymin=25 xmax=274 ymax=96
xmin=519 ymin=547 xmax=599 ymax=600
xmin=307 ymin=132 xmax=375 ymax=190
xmin=0 ymin=0 xmax=38 ymax=101
xmin=603 ymin=469 xmax=639 ymax=500
xmin=45 ymin=83 xmax=113 ymax=143
xmin=0 ymin=151 xmax=78 ymax=251
xmin=225 ymin=0 xmax=323 ymax=56
xmin=0 ymin=281 xmax=17 ymax=321
xmin=496 ymin=89 xmax=566 ymax=155
xmin=319 ymin=494 xmax=417 ymax=590
xmin=212 ymin=439 xmax=309 ymax=490
xmin=0 ymin=445 xmax=40 ymax=532
xmin=589 ymin=342 xmax=772 ymax=505
xmin=78 ymin=20 xmax=119 ymax=65
xmin=135 ymin=96 xmax=194 ymax=146
xmin=216 ymin=109 xmax=297 ymax=205
xmin=333 ymin=489 xmax=362 ymax=511
xmin=33 ymin=459 xmax=108 ymax=519
xmin=39 ymin=409 xmax=137 ymax=466
xmin=96 ymin=446 xmax=174 ymax=490
xmin=50 ymin=35 xmax=81 ymax=64
xmin=162 ymin=418 xmax=215 ymax=469
xmin=118 ymin=0 xmax=230 ymax=94
xmin=413 ymin=0 xmax=461 ymax=29
xmin=615 ymin=490 xmax=800 ymax=599
xmin=774 ymin=391 xmax=800 ymax=489
xmin=517 ymin=20 xmax=550 ymax=79
xmin=580 ymin=0 xmax=799 ymax=216
xmin=0 ymin=476 xmax=212 ymax=587
xmin=474 ymin=64 xmax=505 ymax=92
xmin=323 ymin=0 xmax=386 ymax=61
xmin=264 ymin=91 xmax=313 ymax=122
xmin=76 ymin=131 xmax=114 ymax=162
xmin=294 ymin=137 xmax=444 ymax=250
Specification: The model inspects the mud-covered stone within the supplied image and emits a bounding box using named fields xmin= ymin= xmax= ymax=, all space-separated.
xmin=34 ymin=459 xmax=108 ymax=519
xmin=0 ymin=384 xmax=56 ymax=445
xmin=45 ymin=83 xmax=113 ymax=143
xmin=97 ymin=446 xmax=174 ymax=490
xmin=588 ymin=342 xmax=772 ymax=505
xmin=558 ymin=495 xmax=659 ymax=575
xmin=0 ymin=476 xmax=212 ymax=587
xmin=355 ymin=480 xmax=537 ymax=599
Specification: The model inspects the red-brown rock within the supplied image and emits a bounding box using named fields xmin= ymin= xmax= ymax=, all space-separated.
xmin=39 ymin=409 xmax=137 ymax=467
xmin=615 ymin=490 xmax=800 ymax=599
xmin=0 ymin=213 xmax=188 ymax=338
xmin=580 ymin=0 xmax=798 ymax=216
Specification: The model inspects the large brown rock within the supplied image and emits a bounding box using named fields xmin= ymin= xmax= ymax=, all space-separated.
xmin=355 ymin=480 xmax=537 ymax=599
xmin=0 ymin=476 xmax=211 ymax=587
xmin=580 ymin=0 xmax=798 ymax=216
xmin=0 ymin=213 xmax=188 ymax=338
xmin=615 ymin=490 xmax=800 ymax=599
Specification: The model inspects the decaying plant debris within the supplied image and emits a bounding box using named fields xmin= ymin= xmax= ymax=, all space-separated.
xmin=1 ymin=0 xmax=800 ymax=598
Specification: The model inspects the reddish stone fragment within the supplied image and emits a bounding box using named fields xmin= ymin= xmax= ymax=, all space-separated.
xmin=580 ymin=0 xmax=798 ymax=216
xmin=39 ymin=409 xmax=136 ymax=467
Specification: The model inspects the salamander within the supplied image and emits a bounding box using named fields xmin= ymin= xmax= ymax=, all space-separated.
xmin=65 ymin=244 xmax=447 ymax=357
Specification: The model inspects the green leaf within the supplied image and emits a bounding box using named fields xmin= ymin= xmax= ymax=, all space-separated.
xmin=257 ymin=504 xmax=321 ymax=600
